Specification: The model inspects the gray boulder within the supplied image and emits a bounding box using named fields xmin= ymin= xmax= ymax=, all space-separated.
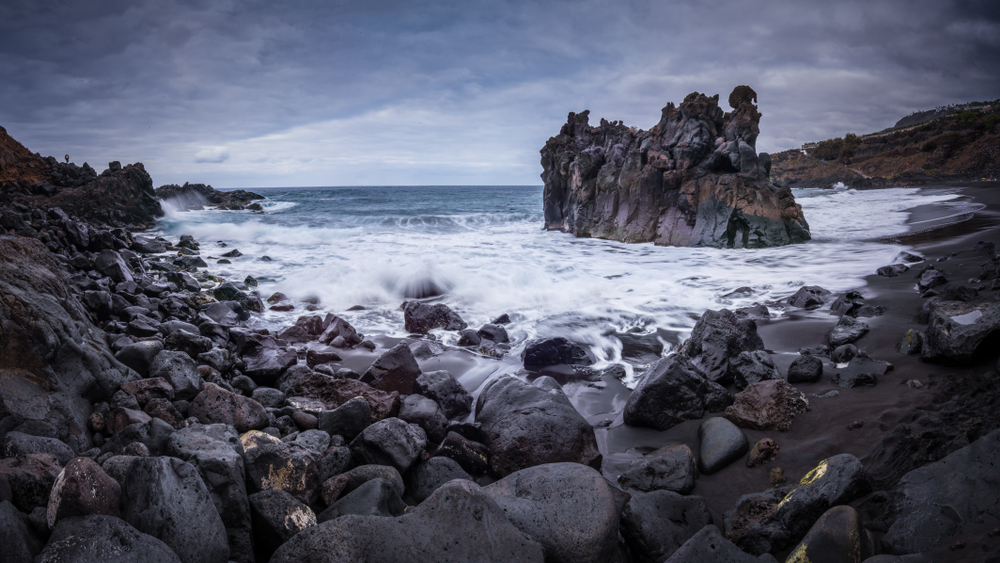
xmin=697 ymin=417 xmax=749 ymax=475
xmin=166 ymin=423 xmax=253 ymax=563
xmin=684 ymin=309 xmax=764 ymax=384
xmin=360 ymin=342 xmax=422 ymax=395
xmin=94 ymin=250 xmax=134 ymax=283
xmin=248 ymin=489 xmax=316 ymax=563
xmin=349 ymin=417 xmax=427 ymax=473
xmin=148 ymin=350 xmax=202 ymax=400
xmin=317 ymin=477 xmax=406 ymax=522
xmin=730 ymin=350 xmax=781 ymax=390
xmin=0 ymin=500 xmax=42 ymax=563
xmin=120 ymin=456 xmax=229 ymax=563
xmin=404 ymin=456 xmax=472 ymax=504
xmin=724 ymin=379 xmax=810 ymax=431
xmin=318 ymin=397 xmax=372 ymax=441
xmin=785 ymin=505 xmax=875 ymax=563
xmin=921 ymin=301 xmax=1000 ymax=364
xmin=45 ymin=457 xmax=121 ymax=528
xmin=663 ymin=524 xmax=761 ymax=563
xmin=623 ymin=354 xmax=732 ymax=431
xmin=399 ymin=394 xmax=448 ymax=444
xmin=3 ymin=432 xmax=74 ymax=465
xmin=37 ymin=514 xmax=181 ymax=563
xmin=403 ymin=301 xmax=467 ymax=333
xmin=620 ymin=491 xmax=713 ymax=563
xmin=617 ymin=444 xmax=697 ymax=494
xmin=787 ymin=354 xmax=823 ymax=383
xmin=475 ymin=376 xmax=600 ymax=477
xmin=115 ymin=340 xmax=164 ymax=378
xmin=832 ymin=355 xmax=892 ymax=388
xmin=413 ymin=370 xmax=473 ymax=419
xmin=829 ymin=316 xmax=869 ymax=347
xmin=188 ymin=382 xmax=268 ymax=433
xmin=269 ymin=480 xmax=544 ymax=563
xmin=484 ymin=463 xmax=623 ymax=563
xmin=244 ymin=442 xmax=320 ymax=505
xmin=787 ymin=285 xmax=831 ymax=309
xmin=521 ymin=337 xmax=595 ymax=370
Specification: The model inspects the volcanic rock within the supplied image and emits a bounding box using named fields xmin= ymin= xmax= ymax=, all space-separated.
xmin=413 ymin=369 xmax=473 ymax=419
xmin=683 ymin=308 xmax=764 ymax=384
xmin=403 ymin=301 xmax=467 ymax=333
xmin=540 ymin=87 xmax=809 ymax=248
xmin=248 ymin=489 xmax=316 ymax=562
xmin=404 ymin=456 xmax=472 ymax=504
xmin=620 ymin=491 xmax=713 ymax=563
xmin=697 ymin=417 xmax=749 ymax=475
xmin=623 ymin=354 xmax=733 ymax=431
xmin=360 ymin=342 xmax=422 ymax=394
xmin=724 ymin=379 xmax=810 ymax=431
xmin=617 ymin=444 xmax=697 ymax=494
xmin=37 ymin=514 xmax=181 ymax=563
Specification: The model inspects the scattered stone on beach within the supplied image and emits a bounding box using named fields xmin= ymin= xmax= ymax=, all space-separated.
xmin=830 ymin=344 xmax=858 ymax=364
xmin=921 ymin=300 xmax=1000 ymax=364
xmin=697 ymin=417 xmax=749 ymax=475
xmin=477 ymin=323 xmax=510 ymax=343
xmin=786 ymin=354 xmax=823 ymax=383
xmin=724 ymin=379 xmax=810 ymax=431
xmin=916 ymin=266 xmax=948 ymax=292
xmin=768 ymin=468 xmax=786 ymax=486
xmin=476 ymin=376 xmax=600 ymax=477
xmin=349 ymin=417 xmax=428 ymax=474
xmin=620 ymin=491 xmax=713 ymax=563
xmin=617 ymin=444 xmax=697 ymax=494
xmin=402 ymin=301 xmax=467 ymax=333
xmin=624 ymin=354 xmax=733 ymax=431
xmin=877 ymin=263 xmax=910 ymax=277
xmin=828 ymin=316 xmax=869 ymax=347
xmin=724 ymin=453 xmax=870 ymax=556
xmin=730 ymin=350 xmax=782 ymax=390
xmin=784 ymin=505 xmax=875 ymax=563
xmin=896 ymin=329 xmax=923 ymax=355
xmin=521 ymin=337 xmax=595 ymax=370
xmin=456 ymin=328 xmax=481 ymax=346
xmin=788 ymin=285 xmax=831 ymax=309
xmin=832 ymin=354 xmax=892 ymax=388
xmin=746 ymin=438 xmax=780 ymax=468
xmin=319 ymin=316 xmax=363 ymax=348
xmin=683 ymin=308 xmax=765 ymax=384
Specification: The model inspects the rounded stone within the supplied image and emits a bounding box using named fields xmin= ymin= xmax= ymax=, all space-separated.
xmin=697 ymin=417 xmax=749 ymax=475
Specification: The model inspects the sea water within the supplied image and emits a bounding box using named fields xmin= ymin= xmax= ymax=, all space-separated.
xmin=155 ymin=185 xmax=970 ymax=386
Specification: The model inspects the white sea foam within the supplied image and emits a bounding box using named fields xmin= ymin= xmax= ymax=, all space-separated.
xmin=155 ymin=186 xmax=962 ymax=387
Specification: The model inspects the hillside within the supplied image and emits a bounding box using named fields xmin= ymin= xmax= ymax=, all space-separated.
xmin=771 ymin=102 xmax=1000 ymax=188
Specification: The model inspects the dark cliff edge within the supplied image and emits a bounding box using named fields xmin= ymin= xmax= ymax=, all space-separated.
xmin=540 ymin=86 xmax=811 ymax=248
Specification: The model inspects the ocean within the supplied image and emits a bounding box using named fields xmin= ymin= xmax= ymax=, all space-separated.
xmin=155 ymin=184 xmax=975 ymax=387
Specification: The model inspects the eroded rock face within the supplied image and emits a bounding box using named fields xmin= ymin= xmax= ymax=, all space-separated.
xmin=540 ymin=86 xmax=810 ymax=248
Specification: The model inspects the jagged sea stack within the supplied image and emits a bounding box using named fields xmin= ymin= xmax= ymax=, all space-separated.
xmin=540 ymin=86 xmax=810 ymax=248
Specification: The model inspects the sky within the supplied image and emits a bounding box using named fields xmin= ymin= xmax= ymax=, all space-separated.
xmin=1 ymin=0 xmax=998 ymax=188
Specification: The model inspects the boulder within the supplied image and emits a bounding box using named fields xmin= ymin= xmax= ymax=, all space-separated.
xmin=148 ymin=350 xmax=202 ymax=400
xmin=403 ymin=301 xmax=467 ymax=333
xmin=877 ymin=264 xmax=910 ymax=277
xmin=788 ymin=286 xmax=831 ymax=309
xmin=242 ymin=344 xmax=298 ymax=387
xmin=832 ymin=355 xmax=892 ymax=388
xmin=620 ymin=491 xmax=713 ymax=563
xmin=724 ymin=379 xmax=810 ymax=431
xmin=882 ymin=427 xmax=1000 ymax=555
xmin=730 ymin=350 xmax=781 ymax=390
xmin=164 ymin=329 xmax=213 ymax=358
xmin=521 ymin=337 xmax=595 ymax=370
xmin=243 ymin=442 xmax=320 ymax=505
xmin=475 ymin=376 xmax=600 ymax=477
xmin=484 ymin=462 xmax=625 ymax=563
xmin=321 ymin=465 xmax=405 ymax=506
xmin=46 ymin=162 xmax=163 ymax=227
xmin=829 ymin=316 xmax=869 ymax=347
xmin=921 ymin=301 xmax=1000 ymax=364
xmin=280 ymin=370 xmax=399 ymax=421
xmin=317 ymin=397 xmax=372 ymax=441
xmin=3 ymin=432 xmax=74 ymax=465
xmin=37 ymin=514 xmax=181 ymax=563
xmin=94 ymin=250 xmax=134 ymax=283
xmin=723 ymin=453 xmax=870 ymax=555
xmin=617 ymin=444 xmax=697 ymax=494
xmin=0 ymin=453 xmax=62 ymax=512
xmin=45 ymin=457 xmax=121 ymax=527
xmin=684 ymin=309 xmax=764 ymax=384
xmin=318 ymin=316 xmax=363 ymax=348
xmin=697 ymin=417 xmax=749 ymax=475
xmin=349 ymin=417 xmax=428 ymax=473
xmin=269 ymin=480 xmax=544 ymax=563
xmin=101 ymin=418 xmax=175 ymax=456
xmin=623 ymin=354 xmax=732 ymax=431
xmin=896 ymin=329 xmax=923 ymax=355
xmin=477 ymin=324 xmax=510 ymax=343
xmin=0 ymin=500 xmax=42 ymax=563
xmin=787 ymin=355 xmax=823 ymax=383
xmin=413 ymin=370 xmax=473 ymax=419
xmin=359 ymin=342 xmax=422 ymax=395
xmin=398 ymin=394 xmax=448 ymax=444
xmin=317 ymin=477 xmax=407 ymax=522
xmin=166 ymin=423 xmax=253 ymax=563
xmin=120 ymin=377 xmax=175 ymax=408
xmin=248 ymin=489 xmax=316 ymax=563
xmin=114 ymin=340 xmax=164 ymax=377
xmin=188 ymin=382 xmax=268 ymax=433
xmin=785 ymin=505 xmax=874 ymax=563
xmin=404 ymin=456 xmax=472 ymax=504
xmin=436 ymin=431 xmax=491 ymax=475
xmin=540 ymin=88 xmax=810 ymax=248
xmin=916 ymin=267 xmax=947 ymax=292
xmin=663 ymin=524 xmax=761 ymax=563
xmin=120 ymin=456 xmax=229 ymax=563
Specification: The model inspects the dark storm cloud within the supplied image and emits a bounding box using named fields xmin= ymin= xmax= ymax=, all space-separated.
xmin=1 ymin=0 xmax=997 ymax=186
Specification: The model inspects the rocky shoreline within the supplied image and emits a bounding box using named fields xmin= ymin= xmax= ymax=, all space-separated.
xmin=3 ymin=125 xmax=1000 ymax=561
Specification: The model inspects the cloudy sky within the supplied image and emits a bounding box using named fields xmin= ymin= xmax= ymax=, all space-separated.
xmin=2 ymin=0 xmax=998 ymax=187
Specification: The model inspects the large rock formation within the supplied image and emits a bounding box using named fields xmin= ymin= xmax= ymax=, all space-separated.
xmin=540 ymin=86 xmax=810 ymax=248
xmin=155 ymin=183 xmax=264 ymax=211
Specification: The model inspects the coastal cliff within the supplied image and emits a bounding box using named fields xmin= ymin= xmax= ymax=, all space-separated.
xmin=540 ymin=86 xmax=811 ymax=248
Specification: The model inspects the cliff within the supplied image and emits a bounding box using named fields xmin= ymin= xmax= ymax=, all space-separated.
xmin=771 ymin=102 xmax=1000 ymax=188
xmin=540 ymin=86 xmax=810 ymax=248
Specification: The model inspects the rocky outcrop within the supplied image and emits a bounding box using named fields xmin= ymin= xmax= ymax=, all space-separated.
xmin=540 ymin=86 xmax=810 ymax=248
xmin=155 ymin=183 xmax=265 ymax=211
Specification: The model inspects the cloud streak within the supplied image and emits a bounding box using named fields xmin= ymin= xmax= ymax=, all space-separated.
xmin=1 ymin=0 xmax=997 ymax=187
